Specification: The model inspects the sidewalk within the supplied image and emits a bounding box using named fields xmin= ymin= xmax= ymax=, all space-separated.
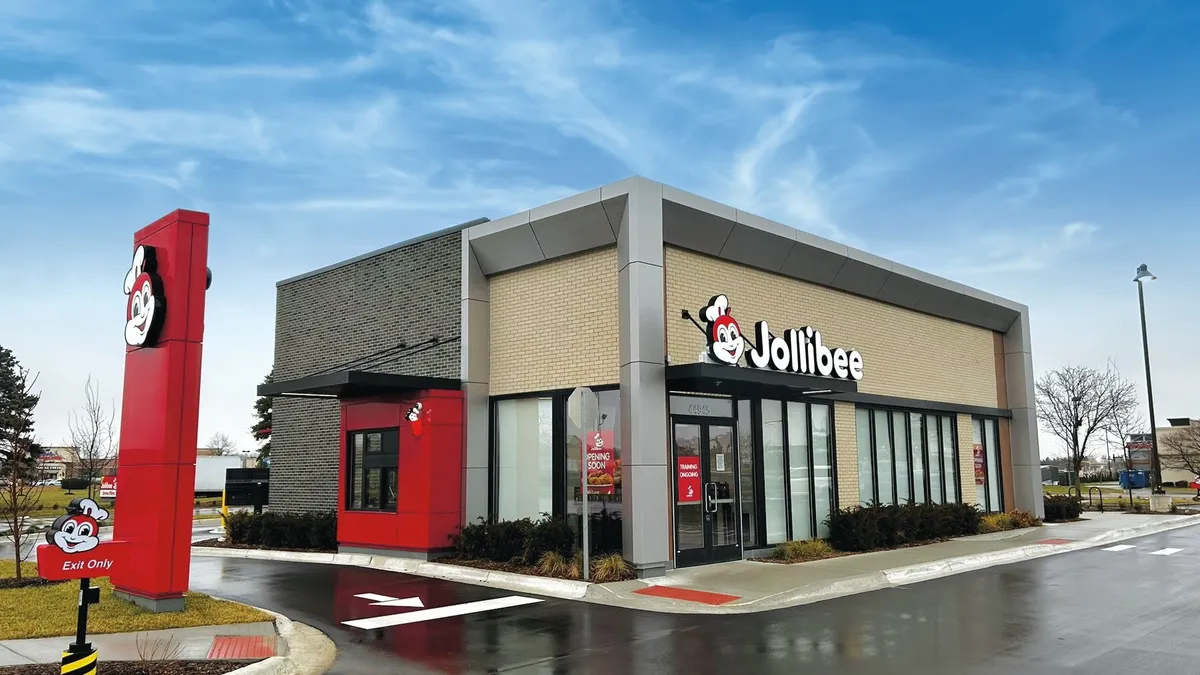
xmin=194 ymin=511 xmax=1200 ymax=615
xmin=0 ymin=623 xmax=279 ymax=666
xmin=0 ymin=610 xmax=335 ymax=674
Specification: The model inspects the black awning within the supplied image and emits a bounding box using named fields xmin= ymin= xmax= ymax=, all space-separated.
xmin=257 ymin=370 xmax=461 ymax=399
xmin=665 ymin=362 xmax=858 ymax=398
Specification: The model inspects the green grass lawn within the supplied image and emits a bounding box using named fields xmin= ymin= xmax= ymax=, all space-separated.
xmin=0 ymin=560 xmax=271 ymax=640
xmin=1043 ymin=484 xmax=1197 ymax=508
xmin=18 ymin=486 xmax=222 ymax=518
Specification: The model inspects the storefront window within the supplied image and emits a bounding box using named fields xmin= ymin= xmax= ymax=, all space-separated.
xmin=567 ymin=389 xmax=623 ymax=554
xmin=346 ymin=428 xmax=399 ymax=512
xmin=811 ymin=404 xmax=834 ymax=539
xmin=737 ymin=399 xmax=757 ymax=548
xmin=787 ymin=402 xmax=812 ymax=542
xmin=496 ymin=397 xmax=554 ymax=521
xmin=856 ymin=408 xmax=874 ymax=505
xmin=761 ymin=400 xmax=788 ymax=545
xmin=858 ymin=407 xmax=958 ymax=506
xmin=973 ymin=417 xmax=1003 ymax=512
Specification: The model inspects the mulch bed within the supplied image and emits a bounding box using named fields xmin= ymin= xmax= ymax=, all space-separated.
xmin=439 ymin=558 xmax=581 ymax=580
xmin=0 ymin=661 xmax=258 ymax=675
xmin=0 ymin=577 xmax=66 ymax=590
xmin=191 ymin=539 xmax=334 ymax=554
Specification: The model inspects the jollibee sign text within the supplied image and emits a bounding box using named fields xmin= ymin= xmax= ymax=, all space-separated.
xmin=698 ymin=294 xmax=864 ymax=381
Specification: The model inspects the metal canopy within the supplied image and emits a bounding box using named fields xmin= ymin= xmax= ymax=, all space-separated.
xmin=664 ymin=362 xmax=858 ymax=399
xmin=257 ymin=371 xmax=461 ymax=399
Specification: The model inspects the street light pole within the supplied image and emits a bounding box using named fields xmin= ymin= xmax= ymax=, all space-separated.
xmin=1134 ymin=264 xmax=1163 ymax=494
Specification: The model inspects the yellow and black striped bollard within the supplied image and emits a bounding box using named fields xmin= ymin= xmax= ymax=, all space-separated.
xmin=60 ymin=647 xmax=97 ymax=675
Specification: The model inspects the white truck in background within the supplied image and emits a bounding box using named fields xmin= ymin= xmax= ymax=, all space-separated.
xmin=195 ymin=455 xmax=244 ymax=495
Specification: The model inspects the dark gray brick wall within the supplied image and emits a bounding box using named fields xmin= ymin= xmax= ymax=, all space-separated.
xmin=270 ymin=232 xmax=462 ymax=513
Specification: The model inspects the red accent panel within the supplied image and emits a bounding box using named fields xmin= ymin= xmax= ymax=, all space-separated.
xmin=37 ymin=542 xmax=130 ymax=581
xmin=207 ymin=636 xmax=277 ymax=660
xmin=110 ymin=464 xmax=196 ymax=598
xmin=110 ymin=211 xmax=208 ymax=605
xmin=632 ymin=585 xmax=742 ymax=605
xmin=337 ymin=390 xmax=464 ymax=552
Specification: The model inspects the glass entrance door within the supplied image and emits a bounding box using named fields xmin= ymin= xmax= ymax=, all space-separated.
xmin=674 ymin=420 xmax=741 ymax=567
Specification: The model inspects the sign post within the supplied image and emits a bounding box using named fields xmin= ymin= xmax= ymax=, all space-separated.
xmin=37 ymin=498 xmax=129 ymax=675
xmin=567 ymin=387 xmax=598 ymax=581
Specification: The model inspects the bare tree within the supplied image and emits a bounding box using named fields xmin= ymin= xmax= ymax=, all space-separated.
xmin=0 ymin=349 xmax=43 ymax=580
xmin=1160 ymin=424 xmax=1200 ymax=478
xmin=67 ymin=375 xmax=117 ymax=499
xmin=206 ymin=432 xmax=237 ymax=456
xmin=1036 ymin=364 xmax=1139 ymax=485
xmin=1103 ymin=389 xmax=1147 ymax=473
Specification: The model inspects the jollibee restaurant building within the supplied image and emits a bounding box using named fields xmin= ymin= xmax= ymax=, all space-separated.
xmin=262 ymin=176 xmax=1041 ymax=578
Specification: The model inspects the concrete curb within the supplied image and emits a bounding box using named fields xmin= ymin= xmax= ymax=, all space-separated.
xmin=192 ymin=547 xmax=592 ymax=600
xmin=224 ymin=605 xmax=336 ymax=675
xmin=193 ymin=514 xmax=1200 ymax=615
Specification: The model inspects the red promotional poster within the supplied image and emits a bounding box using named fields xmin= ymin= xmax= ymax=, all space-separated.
xmin=677 ymin=457 xmax=703 ymax=504
xmin=100 ymin=475 xmax=117 ymax=500
xmin=973 ymin=444 xmax=986 ymax=485
xmin=585 ymin=430 xmax=617 ymax=494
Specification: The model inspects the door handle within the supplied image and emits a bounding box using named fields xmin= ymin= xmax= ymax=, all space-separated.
xmin=705 ymin=482 xmax=717 ymax=513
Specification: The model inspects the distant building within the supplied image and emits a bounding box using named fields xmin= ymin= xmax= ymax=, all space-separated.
xmin=1125 ymin=419 xmax=1200 ymax=484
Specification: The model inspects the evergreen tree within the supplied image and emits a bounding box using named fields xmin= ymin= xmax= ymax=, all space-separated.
xmin=0 ymin=346 xmax=40 ymax=476
xmin=250 ymin=369 xmax=273 ymax=467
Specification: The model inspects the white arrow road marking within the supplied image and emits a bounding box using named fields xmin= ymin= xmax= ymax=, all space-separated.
xmin=353 ymin=593 xmax=424 ymax=608
xmin=1149 ymin=548 xmax=1183 ymax=556
xmin=343 ymin=595 xmax=543 ymax=630
xmin=1102 ymin=545 xmax=1136 ymax=552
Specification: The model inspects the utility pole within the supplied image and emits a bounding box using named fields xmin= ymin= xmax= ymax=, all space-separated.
xmin=1134 ymin=264 xmax=1163 ymax=494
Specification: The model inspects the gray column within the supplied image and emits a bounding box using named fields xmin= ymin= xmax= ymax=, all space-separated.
xmin=1004 ymin=307 xmax=1043 ymax=518
xmin=461 ymin=234 xmax=490 ymax=525
xmin=615 ymin=178 xmax=670 ymax=577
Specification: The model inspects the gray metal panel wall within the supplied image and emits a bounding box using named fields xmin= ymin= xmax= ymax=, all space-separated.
xmin=270 ymin=232 xmax=463 ymax=513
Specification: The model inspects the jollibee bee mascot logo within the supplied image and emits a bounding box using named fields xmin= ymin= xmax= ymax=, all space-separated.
xmin=47 ymin=498 xmax=109 ymax=554
xmin=407 ymin=402 xmax=425 ymax=437
xmin=123 ymin=245 xmax=166 ymax=347
xmin=701 ymin=294 xmax=745 ymax=366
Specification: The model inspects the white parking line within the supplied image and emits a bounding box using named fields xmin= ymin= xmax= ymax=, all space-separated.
xmin=1102 ymin=545 xmax=1136 ymax=552
xmin=1149 ymin=548 xmax=1183 ymax=556
xmin=342 ymin=595 xmax=543 ymax=630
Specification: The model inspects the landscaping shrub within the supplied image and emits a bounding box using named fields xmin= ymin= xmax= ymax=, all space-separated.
xmin=223 ymin=510 xmax=337 ymax=551
xmin=536 ymin=551 xmax=574 ymax=578
xmin=978 ymin=513 xmax=1015 ymax=534
xmin=1043 ymin=494 xmax=1083 ymax=522
xmin=978 ymin=509 xmax=1042 ymax=534
xmin=1009 ymin=510 xmax=1042 ymax=528
xmin=522 ymin=516 xmax=576 ymax=565
xmin=590 ymin=553 xmax=635 ymax=583
xmin=59 ymin=479 xmax=89 ymax=493
xmin=452 ymin=517 xmax=536 ymax=562
xmin=773 ymin=539 xmax=836 ymax=563
xmin=1175 ymin=480 xmax=1190 ymax=488
xmin=827 ymin=501 xmax=982 ymax=552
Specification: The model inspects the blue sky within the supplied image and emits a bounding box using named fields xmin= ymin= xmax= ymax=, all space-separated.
xmin=2 ymin=0 xmax=1198 ymax=458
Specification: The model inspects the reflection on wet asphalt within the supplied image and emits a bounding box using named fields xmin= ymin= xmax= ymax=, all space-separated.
xmin=189 ymin=526 xmax=1200 ymax=674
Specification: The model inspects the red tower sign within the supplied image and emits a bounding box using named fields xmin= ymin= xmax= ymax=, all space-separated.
xmin=108 ymin=210 xmax=210 ymax=611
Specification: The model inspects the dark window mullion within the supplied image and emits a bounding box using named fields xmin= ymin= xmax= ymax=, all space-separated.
xmin=753 ymin=399 xmax=767 ymax=548
xmin=780 ymin=402 xmax=793 ymax=541
xmin=807 ymin=402 xmax=817 ymax=538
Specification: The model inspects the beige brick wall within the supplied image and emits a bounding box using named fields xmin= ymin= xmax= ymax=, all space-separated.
xmin=490 ymin=247 xmax=620 ymax=395
xmin=834 ymin=402 xmax=860 ymax=507
xmin=664 ymin=247 xmax=1001 ymax=407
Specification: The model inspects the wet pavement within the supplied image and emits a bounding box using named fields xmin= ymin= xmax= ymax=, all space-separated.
xmin=190 ymin=524 xmax=1200 ymax=674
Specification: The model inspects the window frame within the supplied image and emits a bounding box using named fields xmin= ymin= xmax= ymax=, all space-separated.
xmin=857 ymin=405 xmax=960 ymax=506
xmin=764 ymin=398 xmax=838 ymax=544
xmin=972 ymin=416 xmax=1004 ymax=513
xmin=345 ymin=427 xmax=400 ymax=513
